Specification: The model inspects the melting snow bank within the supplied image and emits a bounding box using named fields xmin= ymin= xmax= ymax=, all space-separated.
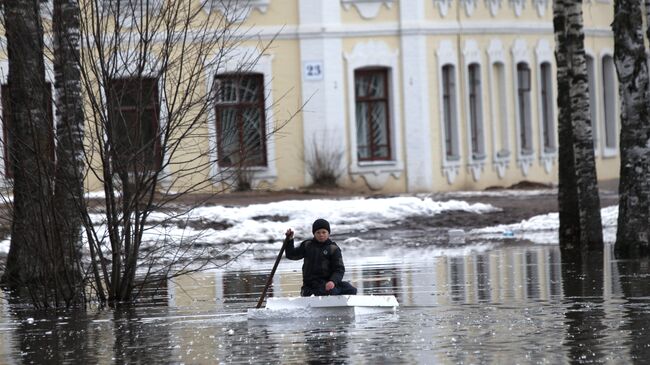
xmin=116 ymin=196 xmax=500 ymax=246
xmin=471 ymin=205 xmax=619 ymax=244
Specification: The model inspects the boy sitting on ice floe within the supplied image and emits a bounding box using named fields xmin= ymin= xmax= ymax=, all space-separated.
xmin=284 ymin=218 xmax=358 ymax=297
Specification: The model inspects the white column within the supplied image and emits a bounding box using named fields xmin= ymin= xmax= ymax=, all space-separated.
xmin=400 ymin=0 xmax=433 ymax=192
xmin=298 ymin=0 xmax=346 ymax=185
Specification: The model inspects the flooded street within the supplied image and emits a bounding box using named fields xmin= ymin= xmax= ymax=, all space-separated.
xmin=1 ymin=242 xmax=649 ymax=364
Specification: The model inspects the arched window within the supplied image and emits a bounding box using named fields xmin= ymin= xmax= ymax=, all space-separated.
xmin=467 ymin=63 xmax=485 ymax=159
xmin=539 ymin=62 xmax=555 ymax=152
xmin=601 ymin=55 xmax=617 ymax=153
xmin=442 ymin=64 xmax=459 ymax=159
xmin=586 ymin=55 xmax=599 ymax=151
xmin=516 ymin=62 xmax=533 ymax=155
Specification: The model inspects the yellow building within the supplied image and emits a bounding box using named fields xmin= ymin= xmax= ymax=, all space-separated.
xmin=0 ymin=0 xmax=620 ymax=194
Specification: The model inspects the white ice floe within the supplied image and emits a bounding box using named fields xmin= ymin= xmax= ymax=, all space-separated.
xmin=471 ymin=205 xmax=619 ymax=244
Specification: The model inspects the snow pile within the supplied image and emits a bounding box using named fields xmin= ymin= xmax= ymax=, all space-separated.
xmin=100 ymin=197 xmax=499 ymax=246
xmin=471 ymin=205 xmax=619 ymax=244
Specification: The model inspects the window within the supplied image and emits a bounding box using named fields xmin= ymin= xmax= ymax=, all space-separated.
xmin=1 ymin=83 xmax=55 ymax=178
xmin=586 ymin=55 xmax=598 ymax=150
xmin=602 ymin=55 xmax=617 ymax=151
xmin=107 ymin=77 xmax=161 ymax=171
xmin=539 ymin=62 xmax=555 ymax=153
xmin=516 ymin=62 xmax=533 ymax=155
xmin=467 ymin=63 xmax=484 ymax=159
xmin=214 ymin=73 xmax=267 ymax=167
xmin=492 ymin=61 xmax=509 ymax=158
xmin=442 ymin=64 xmax=459 ymax=159
xmin=354 ymin=67 xmax=391 ymax=161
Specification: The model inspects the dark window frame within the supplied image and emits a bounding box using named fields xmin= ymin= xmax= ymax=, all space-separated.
xmin=517 ymin=62 xmax=533 ymax=154
xmin=1 ymin=83 xmax=55 ymax=178
xmin=107 ymin=77 xmax=162 ymax=172
xmin=354 ymin=67 xmax=392 ymax=162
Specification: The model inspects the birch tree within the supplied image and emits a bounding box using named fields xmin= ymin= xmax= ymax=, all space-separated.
xmin=612 ymin=0 xmax=650 ymax=257
xmin=553 ymin=0 xmax=603 ymax=259
xmin=0 ymin=0 xmax=63 ymax=306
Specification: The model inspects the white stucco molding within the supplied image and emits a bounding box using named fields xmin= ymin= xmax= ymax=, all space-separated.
xmin=205 ymin=46 xmax=277 ymax=187
xmin=509 ymin=0 xmax=525 ymax=17
xmin=463 ymin=39 xmax=486 ymax=181
xmin=485 ymin=0 xmax=503 ymax=16
xmin=344 ymin=41 xmax=403 ymax=190
xmin=204 ymin=0 xmax=270 ymax=22
xmin=461 ymin=0 xmax=478 ymax=16
xmin=535 ymin=39 xmax=556 ymax=174
xmin=341 ymin=0 xmax=394 ymax=19
xmin=436 ymin=40 xmax=462 ymax=185
xmin=433 ymin=0 xmax=453 ymax=17
xmin=487 ymin=39 xmax=510 ymax=179
xmin=532 ymin=0 xmax=549 ymax=16
xmin=511 ymin=39 xmax=534 ymax=176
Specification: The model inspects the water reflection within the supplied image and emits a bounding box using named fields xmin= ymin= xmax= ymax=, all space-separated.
xmin=2 ymin=244 xmax=650 ymax=363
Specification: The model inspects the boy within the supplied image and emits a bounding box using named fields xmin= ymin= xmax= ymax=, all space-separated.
xmin=284 ymin=218 xmax=358 ymax=296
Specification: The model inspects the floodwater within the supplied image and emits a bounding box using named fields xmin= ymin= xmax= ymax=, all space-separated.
xmin=1 ymin=243 xmax=650 ymax=364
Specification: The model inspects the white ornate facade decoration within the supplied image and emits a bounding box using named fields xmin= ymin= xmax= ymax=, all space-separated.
xmin=461 ymin=0 xmax=478 ymax=16
xmin=536 ymin=39 xmax=556 ymax=174
xmin=463 ymin=40 xmax=485 ymax=181
xmin=433 ymin=0 xmax=453 ymax=17
xmin=487 ymin=39 xmax=510 ymax=179
xmin=436 ymin=40 xmax=462 ymax=185
xmin=533 ymin=0 xmax=548 ymax=16
xmin=484 ymin=0 xmax=502 ymax=16
xmin=509 ymin=0 xmax=525 ymax=17
xmin=344 ymin=41 xmax=403 ymax=190
xmin=341 ymin=0 xmax=394 ymax=19
xmin=511 ymin=39 xmax=534 ymax=176
xmin=207 ymin=0 xmax=270 ymax=22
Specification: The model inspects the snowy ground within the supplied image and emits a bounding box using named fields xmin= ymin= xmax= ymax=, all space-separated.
xmin=0 ymin=190 xmax=619 ymax=263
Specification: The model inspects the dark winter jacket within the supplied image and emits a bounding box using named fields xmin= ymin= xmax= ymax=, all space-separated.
xmin=284 ymin=238 xmax=345 ymax=289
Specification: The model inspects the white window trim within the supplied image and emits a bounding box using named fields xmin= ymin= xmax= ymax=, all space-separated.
xmin=203 ymin=0 xmax=270 ymax=22
xmin=532 ymin=0 xmax=549 ymax=16
xmin=344 ymin=41 xmax=403 ymax=190
xmin=205 ymin=46 xmax=277 ymax=188
xmin=600 ymin=50 xmax=618 ymax=158
xmin=341 ymin=0 xmax=395 ymax=19
xmin=535 ymin=39 xmax=556 ymax=174
xmin=433 ymin=0 xmax=453 ymax=17
xmin=0 ymin=60 xmax=58 ymax=185
xmin=585 ymin=50 xmax=600 ymax=157
xmin=463 ymin=39 xmax=486 ymax=181
xmin=461 ymin=0 xmax=478 ymax=16
xmin=509 ymin=0 xmax=525 ymax=17
xmin=487 ymin=39 xmax=510 ymax=179
xmin=512 ymin=39 xmax=534 ymax=176
xmin=437 ymin=40 xmax=462 ymax=184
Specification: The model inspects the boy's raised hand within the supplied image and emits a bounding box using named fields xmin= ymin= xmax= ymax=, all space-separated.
xmin=285 ymin=228 xmax=294 ymax=240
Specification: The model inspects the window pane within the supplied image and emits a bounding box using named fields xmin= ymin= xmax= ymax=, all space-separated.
xmin=240 ymin=76 xmax=261 ymax=103
xmin=217 ymin=107 xmax=240 ymax=166
xmin=354 ymin=68 xmax=391 ymax=161
xmin=214 ymin=73 xmax=267 ymax=167
xmin=242 ymin=107 xmax=265 ymax=165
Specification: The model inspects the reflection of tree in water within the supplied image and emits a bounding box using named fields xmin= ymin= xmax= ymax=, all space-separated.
xmin=617 ymin=258 xmax=650 ymax=364
xmin=14 ymin=310 xmax=98 ymax=363
xmin=112 ymin=307 xmax=172 ymax=364
xmin=561 ymin=252 xmax=606 ymax=364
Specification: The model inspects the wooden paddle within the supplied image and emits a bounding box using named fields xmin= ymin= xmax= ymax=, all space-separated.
xmin=255 ymin=230 xmax=290 ymax=308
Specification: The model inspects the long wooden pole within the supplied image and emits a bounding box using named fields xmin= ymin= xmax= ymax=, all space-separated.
xmin=255 ymin=241 xmax=286 ymax=308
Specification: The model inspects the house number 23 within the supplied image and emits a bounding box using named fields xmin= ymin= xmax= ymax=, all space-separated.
xmin=303 ymin=61 xmax=323 ymax=81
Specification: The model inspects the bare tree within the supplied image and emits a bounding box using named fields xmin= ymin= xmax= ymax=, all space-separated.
xmin=1 ymin=0 xmax=288 ymax=307
xmin=612 ymin=0 xmax=650 ymax=257
xmin=1 ymin=0 xmax=65 ymax=307
xmin=552 ymin=0 xmax=603 ymax=260
xmin=74 ymin=0 xmax=284 ymax=305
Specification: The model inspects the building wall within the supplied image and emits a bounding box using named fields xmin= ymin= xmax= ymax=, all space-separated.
xmin=0 ymin=0 xmax=620 ymax=195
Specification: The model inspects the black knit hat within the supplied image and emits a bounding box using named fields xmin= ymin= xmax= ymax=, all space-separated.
xmin=312 ymin=218 xmax=331 ymax=234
